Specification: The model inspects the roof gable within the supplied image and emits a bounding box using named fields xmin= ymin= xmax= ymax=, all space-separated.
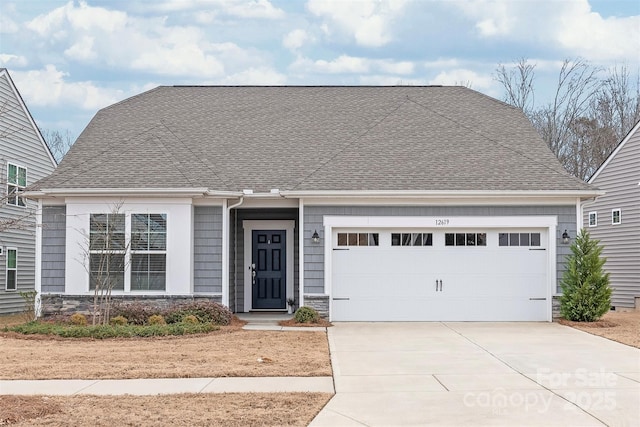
xmin=588 ymin=120 xmax=640 ymax=184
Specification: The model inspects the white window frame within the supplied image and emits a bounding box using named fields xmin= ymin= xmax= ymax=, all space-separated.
xmin=6 ymin=162 xmax=27 ymax=207
xmin=130 ymin=213 xmax=167 ymax=292
xmin=588 ymin=211 xmax=597 ymax=227
xmin=612 ymin=209 xmax=621 ymax=225
xmin=6 ymin=247 xmax=17 ymax=291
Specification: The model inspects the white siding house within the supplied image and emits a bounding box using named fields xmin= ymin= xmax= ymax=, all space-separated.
xmin=583 ymin=121 xmax=640 ymax=310
xmin=0 ymin=69 xmax=57 ymax=314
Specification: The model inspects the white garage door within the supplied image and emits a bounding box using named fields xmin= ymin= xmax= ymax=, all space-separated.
xmin=331 ymin=229 xmax=549 ymax=321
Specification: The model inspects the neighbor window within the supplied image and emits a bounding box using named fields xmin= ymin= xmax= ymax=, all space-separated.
xmin=89 ymin=214 xmax=125 ymax=290
xmin=337 ymin=232 xmax=379 ymax=247
xmin=131 ymin=214 xmax=167 ymax=291
xmin=391 ymin=233 xmax=433 ymax=247
xmin=6 ymin=249 xmax=17 ymax=291
xmin=445 ymin=233 xmax=486 ymax=247
xmin=612 ymin=209 xmax=621 ymax=225
xmin=588 ymin=212 xmax=597 ymax=227
xmin=7 ymin=163 xmax=27 ymax=207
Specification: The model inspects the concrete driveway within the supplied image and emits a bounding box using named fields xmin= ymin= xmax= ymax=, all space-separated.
xmin=310 ymin=322 xmax=640 ymax=426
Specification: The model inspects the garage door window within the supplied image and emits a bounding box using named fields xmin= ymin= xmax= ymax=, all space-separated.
xmin=391 ymin=233 xmax=433 ymax=246
xmin=498 ymin=232 xmax=541 ymax=247
xmin=337 ymin=232 xmax=379 ymax=246
xmin=445 ymin=233 xmax=486 ymax=246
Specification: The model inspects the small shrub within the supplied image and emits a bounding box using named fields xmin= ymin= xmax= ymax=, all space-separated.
xmin=182 ymin=315 xmax=199 ymax=325
xmin=110 ymin=315 xmax=128 ymax=326
xmin=69 ymin=313 xmax=87 ymax=326
xmin=8 ymin=321 xmax=217 ymax=339
xmin=164 ymin=301 xmax=232 ymax=325
xmin=294 ymin=306 xmax=320 ymax=323
xmin=148 ymin=314 xmax=166 ymax=325
xmin=111 ymin=302 xmax=162 ymax=325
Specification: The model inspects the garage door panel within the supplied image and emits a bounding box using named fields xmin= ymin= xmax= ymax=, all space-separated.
xmin=331 ymin=228 xmax=548 ymax=322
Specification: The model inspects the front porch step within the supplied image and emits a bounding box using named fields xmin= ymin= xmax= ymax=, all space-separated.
xmin=236 ymin=312 xmax=293 ymax=325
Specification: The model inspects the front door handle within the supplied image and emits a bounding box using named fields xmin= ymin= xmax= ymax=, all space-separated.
xmin=250 ymin=263 xmax=256 ymax=284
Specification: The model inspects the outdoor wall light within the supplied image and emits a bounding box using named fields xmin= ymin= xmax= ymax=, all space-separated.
xmin=311 ymin=230 xmax=320 ymax=243
xmin=562 ymin=230 xmax=570 ymax=245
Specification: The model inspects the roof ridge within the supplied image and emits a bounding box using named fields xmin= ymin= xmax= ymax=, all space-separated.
xmin=291 ymin=96 xmax=411 ymax=190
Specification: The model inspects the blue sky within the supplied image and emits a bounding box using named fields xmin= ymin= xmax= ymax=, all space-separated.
xmin=1 ymin=0 xmax=638 ymax=140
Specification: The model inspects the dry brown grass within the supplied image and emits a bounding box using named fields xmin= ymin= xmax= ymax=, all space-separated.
xmin=0 ymin=326 xmax=331 ymax=380
xmin=0 ymin=393 xmax=333 ymax=426
xmin=558 ymin=310 xmax=640 ymax=348
xmin=279 ymin=318 xmax=333 ymax=327
xmin=0 ymin=314 xmax=28 ymax=327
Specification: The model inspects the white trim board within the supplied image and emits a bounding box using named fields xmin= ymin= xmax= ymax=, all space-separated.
xmin=242 ymin=220 xmax=295 ymax=312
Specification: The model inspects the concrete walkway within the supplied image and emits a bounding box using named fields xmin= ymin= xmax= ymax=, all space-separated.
xmin=310 ymin=322 xmax=640 ymax=427
xmin=0 ymin=377 xmax=334 ymax=396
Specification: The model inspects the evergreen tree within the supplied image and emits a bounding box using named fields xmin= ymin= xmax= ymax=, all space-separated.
xmin=560 ymin=229 xmax=611 ymax=321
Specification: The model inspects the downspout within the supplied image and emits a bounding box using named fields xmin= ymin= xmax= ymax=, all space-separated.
xmin=227 ymin=197 xmax=244 ymax=312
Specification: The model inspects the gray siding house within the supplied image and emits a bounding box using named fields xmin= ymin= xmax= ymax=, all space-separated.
xmin=583 ymin=121 xmax=640 ymax=310
xmin=0 ymin=69 xmax=57 ymax=314
xmin=30 ymin=86 xmax=599 ymax=321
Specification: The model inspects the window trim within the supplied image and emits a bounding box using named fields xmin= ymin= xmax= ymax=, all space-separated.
xmin=130 ymin=213 xmax=167 ymax=291
xmin=6 ymin=247 xmax=17 ymax=291
xmin=6 ymin=162 xmax=27 ymax=207
xmin=612 ymin=209 xmax=621 ymax=225
xmin=588 ymin=211 xmax=597 ymax=227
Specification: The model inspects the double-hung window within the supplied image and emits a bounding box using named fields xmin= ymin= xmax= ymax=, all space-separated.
xmin=6 ymin=249 xmax=17 ymax=291
xmin=131 ymin=214 xmax=166 ymax=291
xmin=7 ymin=163 xmax=27 ymax=207
xmin=89 ymin=214 xmax=125 ymax=290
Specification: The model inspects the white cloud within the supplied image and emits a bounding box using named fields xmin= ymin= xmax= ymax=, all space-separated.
xmin=0 ymin=54 xmax=28 ymax=68
xmin=283 ymin=29 xmax=310 ymax=51
xmin=452 ymin=0 xmax=640 ymax=64
xmin=291 ymin=55 xmax=414 ymax=75
xmin=307 ymin=0 xmax=408 ymax=47
xmin=64 ymin=35 xmax=97 ymax=61
xmin=0 ymin=13 xmax=19 ymax=34
xmin=147 ymin=0 xmax=284 ymax=19
xmin=219 ymin=67 xmax=287 ymax=85
xmin=429 ymin=69 xmax=493 ymax=90
xmin=12 ymin=65 xmax=124 ymax=110
xmin=358 ymin=75 xmax=427 ymax=85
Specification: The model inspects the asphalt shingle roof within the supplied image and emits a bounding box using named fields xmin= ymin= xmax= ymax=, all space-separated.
xmin=36 ymin=86 xmax=593 ymax=193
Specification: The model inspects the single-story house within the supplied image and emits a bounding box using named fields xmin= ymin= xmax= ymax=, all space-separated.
xmin=582 ymin=120 xmax=640 ymax=310
xmin=0 ymin=68 xmax=57 ymax=314
xmin=29 ymin=86 xmax=600 ymax=321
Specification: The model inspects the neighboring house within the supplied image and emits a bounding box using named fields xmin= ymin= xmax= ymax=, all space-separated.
xmin=582 ymin=121 xmax=640 ymax=310
xmin=0 ymin=68 xmax=57 ymax=314
xmin=29 ymin=86 xmax=599 ymax=322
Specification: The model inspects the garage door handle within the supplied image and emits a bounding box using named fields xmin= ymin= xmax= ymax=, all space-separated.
xmin=436 ymin=280 xmax=442 ymax=292
xmin=333 ymin=248 xmax=349 ymax=251
xmin=529 ymin=248 xmax=546 ymax=251
xmin=333 ymin=297 xmax=350 ymax=301
xmin=529 ymin=297 xmax=547 ymax=300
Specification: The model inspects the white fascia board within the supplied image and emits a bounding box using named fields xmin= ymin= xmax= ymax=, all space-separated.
xmin=27 ymin=187 xmax=213 ymax=198
xmin=323 ymin=215 xmax=558 ymax=228
xmin=282 ymin=190 xmax=603 ymax=200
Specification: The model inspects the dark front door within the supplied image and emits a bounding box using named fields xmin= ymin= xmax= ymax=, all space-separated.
xmin=252 ymin=230 xmax=286 ymax=309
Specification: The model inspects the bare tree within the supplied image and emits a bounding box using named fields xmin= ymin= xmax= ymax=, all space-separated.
xmin=40 ymin=128 xmax=74 ymax=163
xmin=494 ymin=58 xmax=536 ymax=113
xmin=495 ymin=58 xmax=640 ymax=180
xmin=79 ymin=204 xmax=129 ymax=325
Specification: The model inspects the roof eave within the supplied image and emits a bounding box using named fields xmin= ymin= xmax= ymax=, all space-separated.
xmin=25 ymin=187 xmax=238 ymax=198
xmin=280 ymin=189 xmax=604 ymax=199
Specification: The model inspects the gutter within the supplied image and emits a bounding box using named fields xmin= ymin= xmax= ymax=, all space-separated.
xmin=279 ymin=189 xmax=605 ymax=199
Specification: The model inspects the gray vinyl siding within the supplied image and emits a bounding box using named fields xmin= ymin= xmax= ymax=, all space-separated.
xmin=193 ymin=206 xmax=223 ymax=294
xmin=41 ymin=206 xmax=66 ymax=293
xmin=584 ymin=127 xmax=640 ymax=308
xmin=230 ymin=208 xmax=298 ymax=312
xmin=0 ymin=71 xmax=56 ymax=314
xmin=304 ymin=205 xmax=575 ymax=294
